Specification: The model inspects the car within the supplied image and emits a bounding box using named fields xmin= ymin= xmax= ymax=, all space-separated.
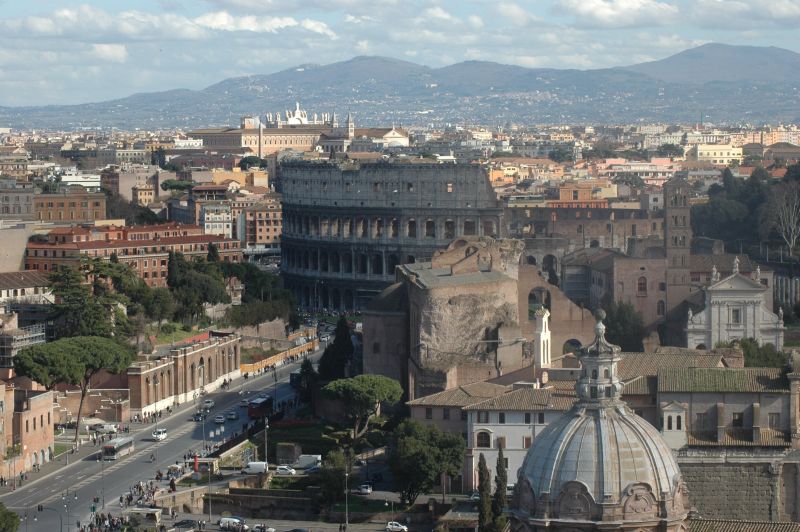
xmin=227 ymin=410 xmax=240 ymax=420
xmin=214 ymin=414 xmax=226 ymax=424
xmin=305 ymin=465 xmax=321 ymax=475
xmin=239 ymin=399 xmax=250 ymax=407
xmin=275 ymin=466 xmax=296 ymax=475
xmin=90 ymin=423 xmax=118 ymax=434
xmin=357 ymin=484 xmax=372 ymax=494
xmin=203 ymin=399 xmax=215 ymax=409
xmin=257 ymin=392 xmax=269 ymax=399
xmin=320 ymin=334 xmax=331 ymax=342
xmin=192 ymin=412 xmax=207 ymax=422
xmin=152 ymin=428 xmax=167 ymax=441
xmin=252 ymin=526 xmax=276 ymax=532
xmin=385 ymin=522 xmax=408 ymax=532
xmin=469 ymin=491 xmax=481 ymax=501
xmin=355 ymin=458 xmax=367 ymax=466
xmin=174 ymin=519 xmax=200 ymax=530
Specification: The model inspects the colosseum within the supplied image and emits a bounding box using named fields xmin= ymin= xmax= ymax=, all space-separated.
xmin=280 ymin=160 xmax=504 ymax=309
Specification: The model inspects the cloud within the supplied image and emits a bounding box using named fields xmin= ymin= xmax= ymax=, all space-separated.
xmin=422 ymin=7 xmax=456 ymax=22
xmin=194 ymin=11 xmax=299 ymax=32
xmin=556 ymin=0 xmax=679 ymax=28
xmin=691 ymin=0 xmax=800 ymax=27
xmin=467 ymin=15 xmax=484 ymax=29
xmin=300 ymin=19 xmax=338 ymax=39
xmin=90 ymin=43 xmax=128 ymax=63
xmin=496 ymin=3 xmax=541 ymax=26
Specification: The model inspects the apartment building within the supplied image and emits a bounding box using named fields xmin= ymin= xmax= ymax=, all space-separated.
xmin=34 ymin=189 xmax=107 ymax=223
xmin=237 ymin=194 xmax=282 ymax=255
xmin=23 ymin=222 xmax=242 ymax=287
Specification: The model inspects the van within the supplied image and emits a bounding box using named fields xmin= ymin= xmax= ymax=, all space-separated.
xmin=219 ymin=516 xmax=249 ymax=530
xmin=241 ymin=461 xmax=268 ymax=474
xmin=91 ymin=423 xmax=118 ymax=434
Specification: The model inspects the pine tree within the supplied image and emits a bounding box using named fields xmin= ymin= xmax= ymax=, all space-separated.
xmin=478 ymin=453 xmax=492 ymax=532
xmin=492 ymin=447 xmax=508 ymax=531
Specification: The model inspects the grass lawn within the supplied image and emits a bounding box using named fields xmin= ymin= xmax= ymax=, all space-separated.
xmin=177 ymin=473 xmax=221 ymax=486
xmin=53 ymin=443 xmax=71 ymax=456
xmin=332 ymin=497 xmax=396 ymax=513
xmin=150 ymin=323 xmax=202 ymax=346
xmin=269 ymin=474 xmax=318 ymax=490
xmin=241 ymin=347 xmax=281 ymax=364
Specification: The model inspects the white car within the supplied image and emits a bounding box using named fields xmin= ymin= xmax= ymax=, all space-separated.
xmin=252 ymin=526 xmax=276 ymax=532
xmin=152 ymin=428 xmax=167 ymax=441
xmin=214 ymin=414 xmax=226 ymax=424
xmin=386 ymin=522 xmax=408 ymax=532
xmin=203 ymin=399 xmax=215 ymax=409
xmin=357 ymin=484 xmax=372 ymax=494
xmin=275 ymin=466 xmax=296 ymax=476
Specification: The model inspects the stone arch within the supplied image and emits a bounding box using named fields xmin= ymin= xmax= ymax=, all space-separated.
xmin=208 ymin=358 xmax=214 ymax=383
xmin=331 ymin=251 xmax=340 ymax=273
xmin=387 ymin=254 xmax=400 ymax=276
xmin=563 ymin=339 xmax=582 ymax=354
xmin=695 ymin=343 xmax=707 ymax=350
xmin=526 ymin=255 xmax=537 ymax=265
xmin=542 ymin=254 xmax=558 ymax=286
xmin=528 ymin=287 xmax=551 ymax=318
xmin=589 ymin=239 xmax=600 ymax=248
xmin=145 ymin=377 xmax=151 ymax=405
xmin=40 ymin=449 xmax=46 ymax=464
xmin=357 ymin=254 xmax=368 ymax=274
xmin=190 ymin=363 xmax=196 ymax=390
xmin=342 ymin=252 xmax=352 ymax=273
xmin=320 ymin=251 xmax=329 ymax=272
xmin=372 ymin=254 xmax=384 ymax=276
xmin=476 ymin=431 xmax=491 ymax=448
xmin=198 ymin=357 xmax=205 ymax=387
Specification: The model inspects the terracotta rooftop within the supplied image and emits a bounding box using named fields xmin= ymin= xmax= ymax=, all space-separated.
xmin=0 ymin=271 xmax=51 ymax=290
xmin=658 ymin=367 xmax=789 ymax=394
xmin=687 ymin=428 xmax=790 ymax=448
xmin=690 ymin=519 xmax=800 ymax=532
xmin=407 ymin=382 xmax=508 ymax=407
xmin=463 ymin=385 xmax=576 ymax=412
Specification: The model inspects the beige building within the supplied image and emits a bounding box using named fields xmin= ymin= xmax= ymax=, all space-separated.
xmin=688 ymin=144 xmax=743 ymax=165
xmin=132 ymin=183 xmax=155 ymax=206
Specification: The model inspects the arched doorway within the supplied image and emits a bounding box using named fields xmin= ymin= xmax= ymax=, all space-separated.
xmin=542 ymin=255 xmax=558 ymax=286
xmin=563 ymin=339 xmax=582 ymax=355
xmin=528 ymin=288 xmax=552 ymax=319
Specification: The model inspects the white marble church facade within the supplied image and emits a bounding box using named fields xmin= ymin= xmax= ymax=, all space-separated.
xmin=687 ymin=260 xmax=784 ymax=350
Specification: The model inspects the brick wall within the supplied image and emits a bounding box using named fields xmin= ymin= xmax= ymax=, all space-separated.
xmin=679 ymin=461 xmax=777 ymax=520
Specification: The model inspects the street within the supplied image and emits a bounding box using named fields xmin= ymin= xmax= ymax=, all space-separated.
xmin=3 ymin=349 xmax=321 ymax=531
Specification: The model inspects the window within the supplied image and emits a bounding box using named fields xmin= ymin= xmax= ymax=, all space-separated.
xmin=443 ymin=408 xmax=450 ymax=420
xmin=659 ymin=282 xmax=666 ymax=291
xmin=524 ymin=413 xmax=531 ymax=424
xmin=677 ymin=415 xmax=682 ymax=430
xmin=523 ymin=436 xmax=532 ymax=448
xmin=537 ymin=413 xmax=545 ymax=424
xmin=476 ymin=431 xmax=491 ymax=448
xmin=731 ymin=308 xmax=741 ymax=325
xmin=477 ymin=411 xmax=489 ymax=423
xmin=657 ymin=300 xmax=665 ymax=317
xmin=496 ymin=436 xmax=506 ymax=449
xmin=637 ymin=276 xmax=647 ymax=295
xmin=461 ymin=410 xmax=468 ymax=421
xmin=732 ymin=412 xmax=744 ymax=427
xmin=769 ymin=412 xmax=781 ymax=429
xmin=446 ymin=182 xmax=454 ymax=193
xmin=498 ymin=412 xmax=506 ymax=424
xmin=425 ymin=408 xmax=433 ymax=420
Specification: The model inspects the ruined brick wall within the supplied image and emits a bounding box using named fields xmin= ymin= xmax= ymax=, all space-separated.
xmin=678 ymin=459 xmax=778 ymax=521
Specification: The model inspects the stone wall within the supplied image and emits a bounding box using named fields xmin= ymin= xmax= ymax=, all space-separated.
xmin=678 ymin=458 xmax=778 ymax=521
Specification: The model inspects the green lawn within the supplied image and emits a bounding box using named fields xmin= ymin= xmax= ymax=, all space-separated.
xmin=241 ymin=347 xmax=281 ymax=364
xmin=53 ymin=443 xmax=71 ymax=456
xmin=269 ymin=474 xmax=318 ymax=490
xmin=255 ymin=423 xmax=340 ymax=462
xmin=149 ymin=323 xmax=202 ymax=346
xmin=332 ymin=497 xmax=396 ymax=513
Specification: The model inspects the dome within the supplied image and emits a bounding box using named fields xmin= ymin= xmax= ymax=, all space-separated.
xmin=511 ymin=311 xmax=690 ymax=530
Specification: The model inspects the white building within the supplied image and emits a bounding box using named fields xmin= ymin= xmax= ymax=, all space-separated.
xmin=59 ymin=171 xmax=102 ymax=192
xmin=463 ymin=383 xmax=575 ymax=491
xmin=200 ymin=204 xmax=233 ymax=238
xmin=687 ymin=259 xmax=784 ymax=350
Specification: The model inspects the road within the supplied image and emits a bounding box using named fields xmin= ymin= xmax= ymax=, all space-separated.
xmin=3 ymin=348 xmax=322 ymax=531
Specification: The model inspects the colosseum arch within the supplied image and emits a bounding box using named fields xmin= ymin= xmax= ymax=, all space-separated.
xmin=528 ymin=287 xmax=552 ymax=318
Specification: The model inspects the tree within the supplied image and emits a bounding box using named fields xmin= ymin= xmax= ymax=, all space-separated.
xmin=772 ymin=182 xmax=800 ymax=263
xmin=492 ymin=447 xmax=507 ymax=531
xmin=0 ymin=502 xmax=19 ymax=532
xmin=16 ymin=336 xmax=134 ymax=443
xmin=318 ymin=449 xmax=346 ymax=505
xmin=239 ymin=156 xmax=267 ymax=170
xmin=547 ymin=147 xmax=572 ymax=163
xmin=750 ymin=166 xmax=771 ymax=182
xmin=478 ymin=453 xmax=492 ymax=532
xmin=317 ymin=316 xmax=354 ymax=381
xmin=323 ymin=375 xmax=402 ymax=439
xmin=601 ymin=300 xmax=645 ymax=351
xmin=49 ymin=266 xmax=114 ymax=339
xmin=389 ymin=420 xmax=466 ymax=505
xmin=152 ymin=147 xmax=167 ymax=168
xmin=145 ymin=287 xmax=175 ymax=325
xmin=655 ymin=143 xmax=683 ymax=158
xmin=207 ymin=242 xmax=220 ymax=263
xmin=717 ymin=338 xmax=785 ymax=368
xmin=297 ymin=358 xmax=318 ymax=404
xmin=160 ymin=179 xmax=193 ymax=192
xmin=785 ymin=163 xmax=800 ymax=183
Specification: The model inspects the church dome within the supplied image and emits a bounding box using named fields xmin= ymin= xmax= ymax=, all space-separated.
xmin=512 ymin=311 xmax=690 ymax=530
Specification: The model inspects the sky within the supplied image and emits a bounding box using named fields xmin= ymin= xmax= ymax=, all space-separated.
xmin=1 ymin=0 xmax=799 ymax=107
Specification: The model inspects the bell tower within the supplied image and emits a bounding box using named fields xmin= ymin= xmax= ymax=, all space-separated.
xmin=664 ymin=175 xmax=692 ymax=315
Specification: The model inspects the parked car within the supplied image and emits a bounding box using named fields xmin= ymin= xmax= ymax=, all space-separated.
xmin=275 ymin=466 xmax=296 ymax=476
xmin=91 ymin=423 xmax=118 ymax=434
xmin=469 ymin=491 xmax=481 ymax=501
xmin=386 ymin=522 xmax=408 ymax=532
xmin=151 ymin=428 xmax=167 ymax=441
xmin=241 ymin=462 xmax=268 ymax=474
xmin=214 ymin=414 xmax=226 ymax=424
xmin=227 ymin=411 xmax=240 ymax=420
xmin=305 ymin=465 xmax=321 ymax=475
xmin=357 ymin=484 xmax=372 ymax=494
xmin=174 ymin=519 xmax=199 ymax=530
xmin=239 ymin=399 xmax=250 ymax=408
xmin=203 ymin=399 xmax=215 ymax=409
xmin=252 ymin=526 xmax=276 ymax=532
xmin=193 ymin=412 xmax=207 ymax=422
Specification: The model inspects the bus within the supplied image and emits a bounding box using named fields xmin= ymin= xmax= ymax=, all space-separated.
xmin=102 ymin=436 xmax=135 ymax=460
xmin=247 ymin=396 xmax=273 ymax=419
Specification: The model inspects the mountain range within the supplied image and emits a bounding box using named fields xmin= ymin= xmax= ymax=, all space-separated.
xmin=2 ymin=43 xmax=800 ymax=129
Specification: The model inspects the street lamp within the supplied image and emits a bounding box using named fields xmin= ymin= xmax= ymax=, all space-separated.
xmin=344 ymin=472 xmax=349 ymax=527
xmin=385 ymin=500 xmax=394 ymax=522
xmin=263 ymin=419 xmax=269 ymax=465
xmin=98 ymin=452 xmax=106 ymax=509
xmin=272 ymin=366 xmax=278 ymax=413
xmin=207 ymin=428 xmax=215 ymax=524
xmin=153 ymin=376 xmax=161 ymax=462
xmin=62 ymin=489 xmax=78 ymax=530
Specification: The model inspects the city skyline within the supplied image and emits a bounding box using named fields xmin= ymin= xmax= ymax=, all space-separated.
xmin=2 ymin=0 xmax=800 ymax=107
